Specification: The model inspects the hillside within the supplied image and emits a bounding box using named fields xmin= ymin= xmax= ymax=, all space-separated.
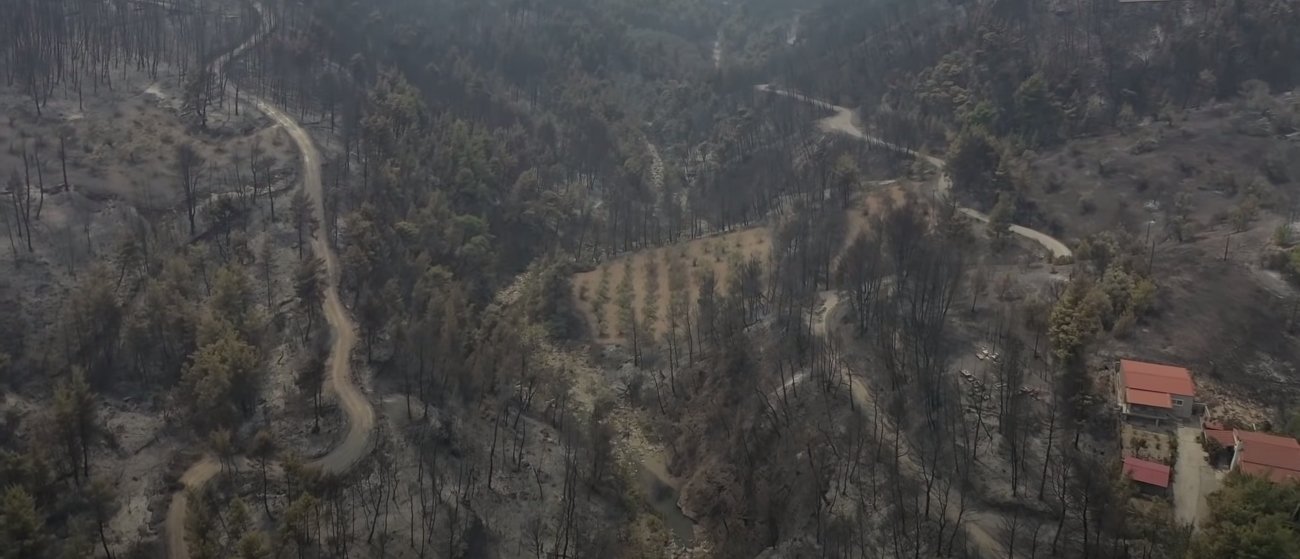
xmin=3 ymin=0 xmax=1299 ymax=558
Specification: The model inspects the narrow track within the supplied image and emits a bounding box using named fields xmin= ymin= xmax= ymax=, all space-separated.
xmin=767 ymin=293 xmax=1005 ymax=558
xmin=756 ymin=84 xmax=1073 ymax=260
xmin=752 ymin=82 xmax=1073 ymax=555
xmin=164 ymin=3 xmax=373 ymax=557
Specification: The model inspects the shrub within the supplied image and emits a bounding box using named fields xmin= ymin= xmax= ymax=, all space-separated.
xmin=1272 ymin=109 xmax=1299 ymax=135
xmin=1113 ymin=311 xmax=1137 ymax=339
xmin=1201 ymin=433 xmax=1224 ymax=455
xmin=1078 ymin=195 xmax=1097 ymax=215
xmin=1046 ymin=173 xmax=1064 ymax=193
xmin=1130 ymin=279 xmax=1157 ymax=315
xmin=1129 ymin=136 xmax=1159 ymax=155
xmin=1230 ymin=197 xmax=1259 ymax=232
xmin=1274 ymin=225 xmax=1294 ymax=248
xmin=1233 ymin=116 xmax=1273 ymax=137
xmin=1263 ymin=146 xmax=1292 ymax=184
xmin=1262 ymin=247 xmax=1289 ymax=272
xmin=1287 ymin=248 xmax=1300 ymax=280
xmin=1213 ymin=171 xmax=1240 ymax=195
xmin=1131 ymin=435 xmax=1148 ymax=450
xmin=1098 ymin=158 xmax=1116 ymax=177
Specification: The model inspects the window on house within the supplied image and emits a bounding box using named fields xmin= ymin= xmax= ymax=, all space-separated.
xmin=1172 ymin=398 xmax=1185 ymax=407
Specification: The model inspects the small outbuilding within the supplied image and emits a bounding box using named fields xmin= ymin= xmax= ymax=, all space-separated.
xmin=1202 ymin=423 xmax=1237 ymax=467
xmin=1122 ymin=456 xmax=1172 ymax=492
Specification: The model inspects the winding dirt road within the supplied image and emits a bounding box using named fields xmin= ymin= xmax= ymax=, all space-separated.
xmin=756 ymin=84 xmax=1072 ymax=260
xmin=252 ymin=95 xmax=375 ymax=477
xmin=164 ymin=4 xmax=373 ymax=558
xmin=767 ymin=292 xmax=1005 ymax=557
xmin=755 ymin=83 xmax=1062 ymax=555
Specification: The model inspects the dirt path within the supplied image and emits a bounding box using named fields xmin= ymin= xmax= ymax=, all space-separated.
xmin=763 ymin=292 xmax=1005 ymax=557
xmin=755 ymin=85 xmax=1072 ymax=261
xmin=1173 ymin=426 xmax=1219 ymax=529
xmin=164 ymin=3 xmax=373 ymax=558
xmin=252 ymin=95 xmax=374 ymax=475
xmin=163 ymin=456 xmax=219 ymax=559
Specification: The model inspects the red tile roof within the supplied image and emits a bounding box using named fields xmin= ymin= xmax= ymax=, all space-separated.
xmin=1240 ymin=462 xmax=1300 ymax=483
xmin=1126 ymin=388 xmax=1172 ymax=409
xmin=1203 ymin=427 xmax=1235 ymax=448
xmin=1236 ymin=430 xmax=1300 ymax=447
xmin=1236 ymin=431 xmax=1300 ymax=483
xmin=1123 ymin=457 xmax=1172 ymax=488
xmin=1121 ymin=359 xmax=1195 ymax=397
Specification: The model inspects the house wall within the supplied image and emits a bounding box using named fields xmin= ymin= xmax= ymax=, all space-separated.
xmin=1135 ymin=482 xmax=1167 ymax=496
xmin=1170 ymin=392 xmax=1193 ymax=418
xmin=1128 ymin=403 xmax=1170 ymax=420
xmin=1115 ymin=367 xmax=1126 ymax=411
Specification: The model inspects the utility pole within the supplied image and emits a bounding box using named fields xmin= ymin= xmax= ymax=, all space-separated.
xmin=1147 ymin=238 xmax=1156 ymax=274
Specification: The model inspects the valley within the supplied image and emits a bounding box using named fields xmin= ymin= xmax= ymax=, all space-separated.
xmin=3 ymin=0 xmax=1300 ymax=558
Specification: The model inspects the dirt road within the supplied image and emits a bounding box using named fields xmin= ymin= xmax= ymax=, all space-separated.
xmin=837 ymin=361 xmax=1004 ymax=557
xmin=252 ymin=96 xmax=374 ymax=475
xmin=1173 ymin=426 xmax=1219 ymax=529
xmin=750 ymin=85 xmax=1057 ymax=554
xmin=756 ymin=84 xmax=1072 ymax=261
xmin=163 ymin=456 xmax=218 ymax=559
xmin=164 ymin=3 xmax=373 ymax=558
xmin=763 ymin=292 xmax=1006 ymax=557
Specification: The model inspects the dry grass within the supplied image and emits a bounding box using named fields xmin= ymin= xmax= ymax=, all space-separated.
xmin=573 ymin=184 xmax=914 ymax=345
xmin=842 ymin=182 xmax=909 ymax=258
xmin=1199 ymin=378 xmax=1272 ymax=428
xmin=573 ymin=227 xmax=771 ymax=344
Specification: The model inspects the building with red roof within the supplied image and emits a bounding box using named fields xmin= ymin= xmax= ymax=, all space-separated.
xmin=1197 ymin=424 xmax=1300 ymax=483
xmin=1115 ymin=359 xmax=1196 ymax=420
xmin=1201 ymin=423 xmax=1237 ymax=466
xmin=1231 ymin=430 xmax=1300 ymax=483
xmin=1202 ymin=423 xmax=1236 ymax=448
xmin=1122 ymin=456 xmax=1172 ymax=490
